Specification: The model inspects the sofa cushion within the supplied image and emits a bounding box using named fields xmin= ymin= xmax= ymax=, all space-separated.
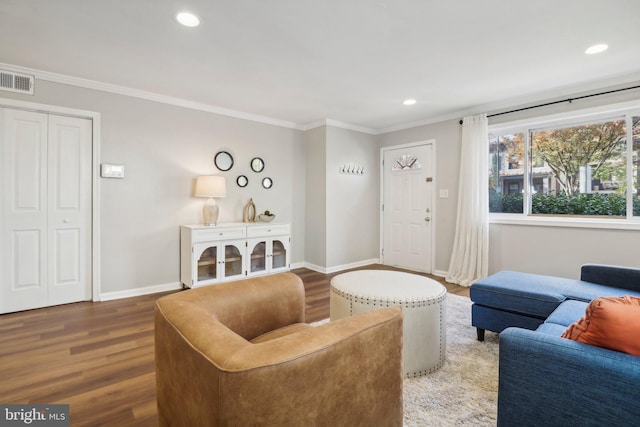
xmin=561 ymin=296 xmax=640 ymax=356
xmin=471 ymin=271 xmax=567 ymax=317
xmin=545 ymin=300 xmax=589 ymax=327
xmin=560 ymin=281 xmax=640 ymax=302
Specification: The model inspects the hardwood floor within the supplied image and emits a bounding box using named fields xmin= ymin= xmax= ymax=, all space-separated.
xmin=0 ymin=265 xmax=469 ymax=426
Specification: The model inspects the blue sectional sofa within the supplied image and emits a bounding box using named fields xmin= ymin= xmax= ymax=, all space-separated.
xmin=470 ymin=264 xmax=640 ymax=426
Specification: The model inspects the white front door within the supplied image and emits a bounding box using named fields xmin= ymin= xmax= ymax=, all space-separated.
xmin=381 ymin=143 xmax=433 ymax=273
xmin=0 ymin=108 xmax=92 ymax=313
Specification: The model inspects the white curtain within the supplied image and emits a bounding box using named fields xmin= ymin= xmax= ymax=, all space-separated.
xmin=446 ymin=114 xmax=489 ymax=287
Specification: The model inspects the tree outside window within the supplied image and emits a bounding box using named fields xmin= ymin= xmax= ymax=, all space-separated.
xmin=489 ymin=114 xmax=640 ymax=218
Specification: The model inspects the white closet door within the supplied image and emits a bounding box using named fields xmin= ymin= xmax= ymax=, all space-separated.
xmin=47 ymin=114 xmax=92 ymax=306
xmin=0 ymin=108 xmax=91 ymax=313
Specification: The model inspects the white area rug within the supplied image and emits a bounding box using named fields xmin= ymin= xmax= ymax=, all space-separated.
xmin=315 ymin=294 xmax=499 ymax=426
xmin=403 ymin=294 xmax=499 ymax=426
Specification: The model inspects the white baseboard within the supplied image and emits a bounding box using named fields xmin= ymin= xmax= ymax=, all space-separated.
xmin=99 ymin=281 xmax=182 ymax=302
xmin=433 ymin=269 xmax=448 ymax=278
xmin=304 ymin=261 xmax=447 ymax=278
xmin=97 ymin=263 xmax=444 ymax=302
xmin=302 ymin=258 xmax=380 ymax=274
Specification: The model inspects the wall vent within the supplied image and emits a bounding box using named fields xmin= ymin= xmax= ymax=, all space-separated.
xmin=0 ymin=70 xmax=35 ymax=95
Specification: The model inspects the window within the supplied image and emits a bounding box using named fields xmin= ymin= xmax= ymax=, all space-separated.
xmin=489 ymin=108 xmax=640 ymax=220
xmin=489 ymin=133 xmax=524 ymax=213
xmin=392 ymin=154 xmax=422 ymax=171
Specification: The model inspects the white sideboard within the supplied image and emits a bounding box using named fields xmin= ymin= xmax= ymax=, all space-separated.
xmin=180 ymin=222 xmax=290 ymax=288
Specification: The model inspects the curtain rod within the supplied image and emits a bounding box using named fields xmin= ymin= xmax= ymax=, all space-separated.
xmin=458 ymin=84 xmax=640 ymax=125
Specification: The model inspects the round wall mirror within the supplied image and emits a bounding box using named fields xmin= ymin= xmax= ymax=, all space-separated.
xmin=262 ymin=177 xmax=273 ymax=189
xmin=236 ymin=175 xmax=248 ymax=188
xmin=251 ymin=157 xmax=265 ymax=173
xmin=214 ymin=151 xmax=234 ymax=171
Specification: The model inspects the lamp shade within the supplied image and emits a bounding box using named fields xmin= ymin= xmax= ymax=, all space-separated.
xmin=195 ymin=176 xmax=226 ymax=198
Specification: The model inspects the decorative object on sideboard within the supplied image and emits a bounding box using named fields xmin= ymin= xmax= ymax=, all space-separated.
xmin=339 ymin=163 xmax=364 ymax=175
xmin=243 ymin=198 xmax=256 ymax=223
xmin=236 ymin=175 xmax=248 ymax=188
xmin=259 ymin=210 xmax=275 ymax=222
xmin=251 ymin=157 xmax=265 ymax=172
xmin=214 ymin=151 xmax=234 ymax=171
xmin=262 ymin=177 xmax=273 ymax=189
xmin=195 ymin=175 xmax=226 ymax=226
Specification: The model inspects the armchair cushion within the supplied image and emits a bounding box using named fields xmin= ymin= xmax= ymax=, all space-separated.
xmin=562 ymin=295 xmax=640 ymax=356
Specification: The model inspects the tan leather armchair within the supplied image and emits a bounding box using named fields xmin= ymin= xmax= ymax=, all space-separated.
xmin=155 ymin=272 xmax=403 ymax=426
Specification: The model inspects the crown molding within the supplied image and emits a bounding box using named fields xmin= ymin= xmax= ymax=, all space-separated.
xmin=0 ymin=62 xmax=305 ymax=131
xmin=5 ymin=62 xmax=639 ymax=137
xmin=301 ymin=118 xmax=378 ymax=135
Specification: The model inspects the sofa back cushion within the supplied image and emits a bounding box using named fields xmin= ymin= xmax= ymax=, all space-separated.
xmin=561 ymin=296 xmax=640 ymax=356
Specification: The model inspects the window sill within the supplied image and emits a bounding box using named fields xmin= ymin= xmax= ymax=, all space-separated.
xmin=489 ymin=214 xmax=640 ymax=231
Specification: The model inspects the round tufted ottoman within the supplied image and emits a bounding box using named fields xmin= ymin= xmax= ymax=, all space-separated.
xmin=330 ymin=270 xmax=447 ymax=377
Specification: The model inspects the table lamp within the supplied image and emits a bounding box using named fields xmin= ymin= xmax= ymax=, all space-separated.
xmin=195 ymin=175 xmax=226 ymax=226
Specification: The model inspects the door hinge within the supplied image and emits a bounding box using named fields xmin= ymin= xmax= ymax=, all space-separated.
xmin=381 ymin=204 xmax=384 ymax=212
xmin=381 ymin=248 xmax=384 ymax=257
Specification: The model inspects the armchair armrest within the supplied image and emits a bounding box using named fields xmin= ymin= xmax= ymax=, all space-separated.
xmin=498 ymin=327 xmax=640 ymax=427
xmin=580 ymin=263 xmax=640 ymax=292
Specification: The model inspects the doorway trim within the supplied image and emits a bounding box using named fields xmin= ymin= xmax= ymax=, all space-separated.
xmin=379 ymin=139 xmax=436 ymax=273
xmin=1 ymin=97 xmax=101 ymax=302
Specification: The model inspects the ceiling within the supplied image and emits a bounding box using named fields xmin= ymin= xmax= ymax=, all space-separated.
xmin=1 ymin=0 xmax=640 ymax=133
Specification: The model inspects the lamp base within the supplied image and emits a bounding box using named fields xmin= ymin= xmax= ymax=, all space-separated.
xmin=202 ymin=198 xmax=219 ymax=226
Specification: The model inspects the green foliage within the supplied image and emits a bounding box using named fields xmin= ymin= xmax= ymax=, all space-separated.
xmin=489 ymin=192 xmax=523 ymax=213
xmin=490 ymin=192 xmax=639 ymax=216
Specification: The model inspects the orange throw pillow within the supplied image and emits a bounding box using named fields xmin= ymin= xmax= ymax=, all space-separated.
xmin=561 ymin=296 xmax=640 ymax=356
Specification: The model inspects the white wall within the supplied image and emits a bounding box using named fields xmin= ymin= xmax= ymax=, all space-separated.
xmin=0 ymin=81 xmax=306 ymax=295
xmin=490 ymin=224 xmax=640 ymax=279
xmin=4 ymin=74 xmax=640 ymax=296
xmin=325 ymin=126 xmax=379 ymax=268
xmin=304 ymin=126 xmax=327 ymax=267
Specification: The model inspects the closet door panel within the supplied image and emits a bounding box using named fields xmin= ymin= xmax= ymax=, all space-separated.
xmin=0 ymin=108 xmax=49 ymax=313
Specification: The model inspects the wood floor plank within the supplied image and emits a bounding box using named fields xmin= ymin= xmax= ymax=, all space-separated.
xmin=0 ymin=265 xmax=470 ymax=425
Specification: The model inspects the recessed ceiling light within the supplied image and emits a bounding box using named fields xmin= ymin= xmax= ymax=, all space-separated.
xmin=176 ymin=12 xmax=200 ymax=27
xmin=585 ymin=43 xmax=608 ymax=55
xmin=403 ymin=99 xmax=417 ymax=106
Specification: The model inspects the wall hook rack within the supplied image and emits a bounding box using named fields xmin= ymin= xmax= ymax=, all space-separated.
xmin=339 ymin=163 xmax=364 ymax=175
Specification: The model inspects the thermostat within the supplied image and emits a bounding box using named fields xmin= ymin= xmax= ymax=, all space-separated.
xmin=101 ymin=163 xmax=125 ymax=178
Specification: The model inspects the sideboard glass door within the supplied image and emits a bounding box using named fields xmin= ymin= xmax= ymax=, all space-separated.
xmin=224 ymin=243 xmax=244 ymax=279
xmin=272 ymin=239 xmax=287 ymax=269
xmin=249 ymin=241 xmax=267 ymax=274
xmin=197 ymin=246 xmax=218 ymax=282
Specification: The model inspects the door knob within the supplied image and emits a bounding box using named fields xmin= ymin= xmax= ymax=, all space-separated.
xmin=425 ymin=217 xmax=431 ymax=222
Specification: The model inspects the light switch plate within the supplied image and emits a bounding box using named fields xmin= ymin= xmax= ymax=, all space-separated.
xmin=101 ymin=164 xmax=125 ymax=178
xmin=439 ymin=189 xmax=449 ymax=198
